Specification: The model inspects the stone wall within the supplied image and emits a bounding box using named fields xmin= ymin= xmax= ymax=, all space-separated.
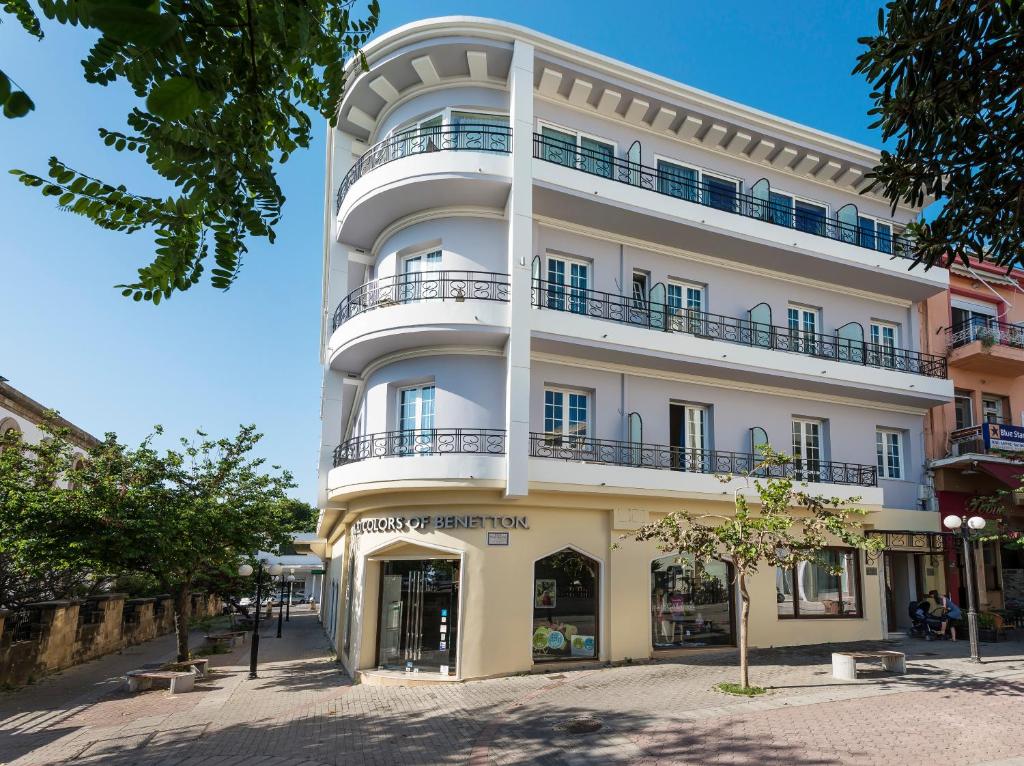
xmin=0 ymin=591 xmax=224 ymax=688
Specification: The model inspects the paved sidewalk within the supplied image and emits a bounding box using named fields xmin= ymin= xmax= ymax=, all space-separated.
xmin=2 ymin=611 xmax=1024 ymax=766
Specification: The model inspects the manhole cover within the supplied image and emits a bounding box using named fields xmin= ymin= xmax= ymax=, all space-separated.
xmin=555 ymin=716 xmax=603 ymax=734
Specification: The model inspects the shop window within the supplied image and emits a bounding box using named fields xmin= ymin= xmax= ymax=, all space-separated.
xmin=777 ymin=548 xmax=862 ymax=618
xmin=342 ymin=555 xmax=355 ymax=656
xmin=532 ymin=549 xmax=599 ymax=661
xmin=652 ymin=554 xmax=734 ymax=648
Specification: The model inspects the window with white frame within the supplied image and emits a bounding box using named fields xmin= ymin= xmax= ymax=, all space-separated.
xmin=538 ymin=122 xmax=615 ymax=178
xmin=858 ymin=214 xmax=894 ymax=254
xmin=544 ymin=388 xmax=590 ymax=445
xmin=545 ymin=254 xmax=590 ymax=314
xmin=982 ymin=395 xmax=1006 ymax=424
xmin=870 ymin=320 xmax=900 ymax=367
xmin=769 ymin=191 xmax=828 ymax=236
xmin=876 ymin=429 xmax=904 ymax=479
xmin=399 ymin=249 xmax=442 ymax=302
xmin=954 ymin=391 xmax=974 ymax=430
xmin=787 ymin=304 xmax=820 ymax=353
xmin=667 ymin=280 xmax=704 ymax=333
xmin=656 ymin=157 xmax=739 ymax=212
xmin=390 ymin=109 xmax=509 ymax=151
xmin=398 ymin=384 xmax=435 ymax=453
xmin=792 ymin=418 xmax=823 ymax=479
xmin=631 ymin=270 xmax=649 ymax=310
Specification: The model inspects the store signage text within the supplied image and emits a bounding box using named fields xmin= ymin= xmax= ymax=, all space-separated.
xmin=352 ymin=515 xmax=529 ymax=535
xmin=984 ymin=423 xmax=1024 ymax=452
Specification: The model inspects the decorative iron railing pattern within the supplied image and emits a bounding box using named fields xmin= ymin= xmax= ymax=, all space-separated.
xmin=335 ymin=123 xmax=512 ymax=212
xmin=332 ymin=271 xmax=510 ymax=331
xmin=333 ymin=429 xmax=507 ymax=467
xmin=532 ymin=279 xmax=947 ymax=378
xmin=533 ymin=133 xmax=914 ymax=260
xmin=948 ymin=318 xmax=1024 ymax=350
xmin=529 ymin=433 xmax=877 ymax=487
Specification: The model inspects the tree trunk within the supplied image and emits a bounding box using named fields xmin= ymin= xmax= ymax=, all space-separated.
xmin=172 ymin=584 xmax=192 ymax=662
xmin=737 ymin=571 xmax=750 ymax=689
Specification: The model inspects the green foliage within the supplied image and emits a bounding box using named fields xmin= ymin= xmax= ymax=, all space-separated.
xmin=278 ymin=497 xmax=318 ymax=534
xmin=4 ymin=0 xmax=380 ymax=301
xmin=854 ymin=1 xmax=1024 ymax=270
xmin=715 ymin=682 xmax=767 ymax=696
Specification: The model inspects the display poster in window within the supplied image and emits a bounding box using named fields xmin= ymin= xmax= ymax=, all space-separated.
xmin=570 ymin=634 xmax=595 ymax=657
xmin=534 ymin=579 xmax=556 ymax=608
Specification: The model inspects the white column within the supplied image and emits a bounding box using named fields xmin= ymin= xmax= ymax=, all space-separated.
xmin=504 ymin=40 xmax=535 ymax=497
xmin=318 ymin=127 xmax=358 ymax=508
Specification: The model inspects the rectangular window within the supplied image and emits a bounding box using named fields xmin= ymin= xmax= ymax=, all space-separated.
xmin=982 ymin=396 xmax=1006 ymax=424
xmin=769 ymin=191 xmax=795 ymax=228
xmin=579 ymin=136 xmax=614 ymax=178
xmin=539 ymin=125 xmax=614 ymax=178
xmin=631 ymin=271 xmax=649 ymax=310
xmin=546 ymin=255 xmax=589 ymax=314
xmin=668 ymin=281 xmax=704 ymax=334
xmin=876 ymin=429 xmax=904 ymax=480
xmin=794 ymin=200 xmax=827 ymax=236
xmin=400 ymin=250 xmax=442 ymax=302
xmin=544 ymin=388 xmax=590 ymax=445
xmin=787 ymin=305 xmax=820 ymax=354
xmin=870 ymin=321 xmax=900 ymax=368
xmin=792 ymin=418 xmax=823 ymax=481
xmin=777 ymin=548 xmax=862 ymax=618
xmin=656 ymin=159 xmax=698 ymax=201
xmin=954 ymin=391 xmax=974 ymax=430
xmin=670 ymin=402 xmax=709 ymax=472
xmin=858 ymin=216 xmax=893 ymax=254
xmin=398 ymin=385 xmax=435 ymax=453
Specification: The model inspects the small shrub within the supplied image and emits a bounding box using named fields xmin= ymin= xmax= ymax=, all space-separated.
xmin=715 ymin=682 xmax=767 ymax=696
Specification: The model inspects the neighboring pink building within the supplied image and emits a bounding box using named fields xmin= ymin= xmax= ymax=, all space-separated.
xmin=922 ymin=260 xmax=1024 ymax=611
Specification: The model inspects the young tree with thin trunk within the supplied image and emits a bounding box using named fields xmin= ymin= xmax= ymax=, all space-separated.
xmin=622 ymin=449 xmax=882 ymax=690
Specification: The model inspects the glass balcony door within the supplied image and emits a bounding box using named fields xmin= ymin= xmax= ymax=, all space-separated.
xmin=788 ymin=305 xmax=820 ymax=354
xmin=398 ymin=385 xmax=435 ymax=454
xmin=400 ymin=250 xmax=442 ymax=303
xmin=792 ymin=419 xmax=823 ymax=481
xmin=546 ymin=255 xmax=589 ymax=314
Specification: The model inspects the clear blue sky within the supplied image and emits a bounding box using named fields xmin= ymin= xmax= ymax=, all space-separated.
xmin=0 ymin=1 xmax=888 ymax=503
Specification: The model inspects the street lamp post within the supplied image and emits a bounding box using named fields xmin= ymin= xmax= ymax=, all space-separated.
xmin=238 ymin=560 xmax=283 ymax=678
xmin=285 ymin=572 xmax=295 ymax=622
xmin=276 ymin=570 xmax=285 ymax=638
xmin=943 ymin=514 xmax=987 ymax=663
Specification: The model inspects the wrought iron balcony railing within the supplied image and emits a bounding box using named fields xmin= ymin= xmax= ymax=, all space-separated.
xmin=335 ymin=123 xmax=512 ymax=212
xmin=532 ymin=279 xmax=947 ymax=378
xmin=333 ymin=428 xmax=507 ymax=467
xmin=529 ymin=432 xmax=877 ymax=487
xmin=331 ymin=271 xmax=510 ymax=331
xmin=533 ymin=133 xmax=914 ymax=260
xmin=947 ymin=318 xmax=1024 ymax=351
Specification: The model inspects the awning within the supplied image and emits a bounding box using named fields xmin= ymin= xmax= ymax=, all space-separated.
xmin=978 ymin=461 xmax=1024 ymax=488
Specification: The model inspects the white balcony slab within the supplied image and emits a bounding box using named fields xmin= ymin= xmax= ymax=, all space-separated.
xmin=532 ymin=160 xmax=947 ymax=302
xmin=327 ymin=454 xmax=506 ymax=502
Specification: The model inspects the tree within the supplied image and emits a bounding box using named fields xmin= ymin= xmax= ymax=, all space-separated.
xmin=853 ymin=1 xmax=1024 ymax=270
xmin=278 ymin=497 xmax=318 ymax=534
xmin=71 ymin=425 xmax=296 ymax=660
xmin=0 ymin=423 xmax=103 ymax=609
xmin=4 ymin=0 xmax=379 ymax=303
xmin=621 ymin=450 xmax=882 ymax=690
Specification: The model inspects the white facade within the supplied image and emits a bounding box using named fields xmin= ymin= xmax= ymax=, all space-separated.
xmin=316 ymin=18 xmax=953 ymax=679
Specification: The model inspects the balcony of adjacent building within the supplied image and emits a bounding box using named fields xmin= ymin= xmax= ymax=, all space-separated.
xmin=334 ymin=120 xmax=513 ymax=250
xmin=528 ymin=266 xmax=950 ymax=409
xmin=326 ymin=269 xmax=511 ymax=373
xmin=530 ymin=132 xmax=946 ymax=302
xmin=946 ymin=317 xmax=1024 ymax=375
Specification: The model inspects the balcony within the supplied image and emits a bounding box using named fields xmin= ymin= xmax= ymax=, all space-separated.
xmin=332 ymin=271 xmax=510 ymax=330
xmin=334 ymin=123 xmax=513 ymax=249
xmin=532 ymin=279 xmax=947 ymax=380
xmin=327 ymin=428 xmax=508 ymax=501
xmin=529 ymin=433 xmax=877 ymax=487
xmin=326 ymin=271 xmax=511 ymax=373
xmin=531 ymin=134 xmax=946 ymax=301
xmin=947 ymin=319 xmax=1024 ymax=375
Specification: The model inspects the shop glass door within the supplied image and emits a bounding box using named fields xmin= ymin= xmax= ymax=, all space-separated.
xmin=377 ymin=559 xmax=459 ymax=675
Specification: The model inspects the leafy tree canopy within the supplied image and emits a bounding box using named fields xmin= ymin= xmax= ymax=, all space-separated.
xmin=3 ymin=0 xmax=379 ymax=303
xmin=854 ymin=0 xmax=1024 ymax=270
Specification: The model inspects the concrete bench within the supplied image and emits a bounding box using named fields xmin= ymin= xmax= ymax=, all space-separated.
xmin=165 ymin=658 xmax=210 ymax=678
xmin=126 ymin=670 xmax=195 ymax=694
xmin=832 ymin=650 xmax=906 ymax=680
xmin=205 ymin=631 xmax=246 ymax=648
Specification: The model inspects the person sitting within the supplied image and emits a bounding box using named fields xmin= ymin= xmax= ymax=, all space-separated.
xmin=929 ymin=590 xmax=961 ymax=641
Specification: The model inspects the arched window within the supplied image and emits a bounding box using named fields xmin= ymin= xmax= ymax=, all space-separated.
xmin=0 ymin=418 xmax=21 ymax=452
xmin=532 ymin=548 xmax=599 ymax=661
xmin=652 ymin=554 xmax=734 ymax=649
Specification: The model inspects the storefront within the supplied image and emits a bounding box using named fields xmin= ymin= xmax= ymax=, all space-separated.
xmin=324 ymin=497 xmax=909 ymax=682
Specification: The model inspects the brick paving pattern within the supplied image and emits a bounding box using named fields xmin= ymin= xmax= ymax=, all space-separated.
xmin=1 ymin=609 xmax=1023 ymax=765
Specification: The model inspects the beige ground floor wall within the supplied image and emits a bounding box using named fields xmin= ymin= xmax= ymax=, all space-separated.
xmin=324 ymin=490 xmax=938 ymax=681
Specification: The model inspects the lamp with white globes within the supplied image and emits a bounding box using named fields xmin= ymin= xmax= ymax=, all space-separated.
xmin=942 ymin=513 xmax=986 ymax=662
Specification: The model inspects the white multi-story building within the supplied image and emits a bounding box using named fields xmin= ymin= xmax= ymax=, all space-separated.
xmin=316 ymin=18 xmax=953 ymax=682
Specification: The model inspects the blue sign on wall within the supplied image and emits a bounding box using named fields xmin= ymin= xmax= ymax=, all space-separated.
xmin=983 ymin=423 xmax=1024 ymax=452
